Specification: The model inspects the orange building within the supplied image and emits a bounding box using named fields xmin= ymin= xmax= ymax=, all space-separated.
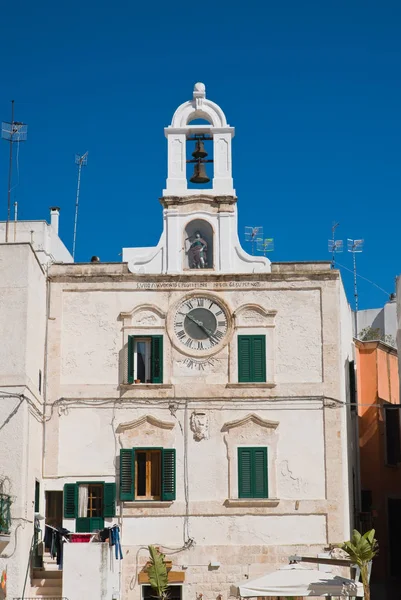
xmin=356 ymin=340 xmax=401 ymax=596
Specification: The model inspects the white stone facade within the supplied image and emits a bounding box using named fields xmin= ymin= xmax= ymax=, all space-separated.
xmin=40 ymin=261 xmax=353 ymax=600
xmin=0 ymin=207 xmax=73 ymax=267
xmin=0 ymin=84 xmax=354 ymax=600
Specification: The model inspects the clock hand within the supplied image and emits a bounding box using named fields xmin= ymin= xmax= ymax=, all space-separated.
xmin=186 ymin=314 xmax=203 ymax=327
xmin=186 ymin=314 xmax=215 ymax=337
xmin=202 ymin=324 xmax=214 ymax=337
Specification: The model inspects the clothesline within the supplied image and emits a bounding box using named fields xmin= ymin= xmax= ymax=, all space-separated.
xmin=45 ymin=523 xmax=70 ymax=543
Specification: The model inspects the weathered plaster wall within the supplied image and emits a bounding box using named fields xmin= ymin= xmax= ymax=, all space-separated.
xmin=63 ymin=543 xmax=120 ymax=600
xmin=58 ymin=286 xmax=323 ymax=388
xmin=0 ymin=220 xmax=73 ymax=264
xmin=42 ymin=265 xmax=351 ymax=600
xmin=357 ymin=340 xmax=400 ymax=581
xmin=0 ymin=244 xmax=46 ymax=599
xmin=0 ymin=244 xmax=46 ymax=393
xmin=0 ymin=404 xmax=43 ymax=600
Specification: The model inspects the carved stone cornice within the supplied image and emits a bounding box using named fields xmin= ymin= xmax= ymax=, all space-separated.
xmin=160 ymin=195 xmax=237 ymax=211
xmin=116 ymin=415 xmax=175 ymax=433
xmin=221 ymin=413 xmax=279 ymax=432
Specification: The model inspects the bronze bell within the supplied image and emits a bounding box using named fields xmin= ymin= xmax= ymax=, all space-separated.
xmin=192 ymin=139 xmax=208 ymax=159
xmin=190 ymin=162 xmax=210 ymax=184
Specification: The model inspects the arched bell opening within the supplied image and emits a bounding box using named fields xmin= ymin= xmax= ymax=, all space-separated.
xmin=184 ymin=219 xmax=214 ymax=270
xmin=186 ymin=133 xmax=213 ymax=190
xmin=187 ymin=116 xmax=212 ymax=126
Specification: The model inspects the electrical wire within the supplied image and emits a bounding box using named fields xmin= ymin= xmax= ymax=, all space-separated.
xmin=0 ymin=523 xmax=22 ymax=559
xmin=334 ymin=260 xmax=391 ymax=297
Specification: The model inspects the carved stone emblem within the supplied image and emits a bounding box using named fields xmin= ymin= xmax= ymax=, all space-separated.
xmin=136 ymin=313 xmax=157 ymax=325
xmin=190 ymin=411 xmax=209 ymax=441
xmin=241 ymin=310 xmax=266 ymax=324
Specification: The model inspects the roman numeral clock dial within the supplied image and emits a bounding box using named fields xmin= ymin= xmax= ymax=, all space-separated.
xmin=173 ymin=296 xmax=229 ymax=355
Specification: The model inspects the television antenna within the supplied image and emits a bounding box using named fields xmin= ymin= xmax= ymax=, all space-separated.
xmin=245 ymin=226 xmax=263 ymax=255
xmin=72 ymin=152 xmax=88 ymax=260
xmin=1 ymin=101 xmax=28 ymax=242
xmin=347 ymin=238 xmax=364 ymax=337
xmin=328 ymin=222 xmax=343 ymax=268
xmin=257 ymin=237 xmax=274 ymax=256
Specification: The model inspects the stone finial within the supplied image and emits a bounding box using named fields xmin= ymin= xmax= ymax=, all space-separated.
xmin=193 ymin=82 xmax=206 ymax=99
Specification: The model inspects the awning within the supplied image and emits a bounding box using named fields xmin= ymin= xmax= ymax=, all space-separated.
xmin=238 ymin=563 xmax=364 ymax=597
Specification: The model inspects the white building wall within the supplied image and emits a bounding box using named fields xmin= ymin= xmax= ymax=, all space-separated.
xmin=40 ymin=262 xmax=351 ymax=600
xmin=63 ymin=543 xmax=120 ymax=600
xmin=357 ymin=300 xmax=397 ymax=343
xmin=0 ymin=218 xmax=73 ymax=265
xmin=0 ymin=244 xmax=46 ymax=599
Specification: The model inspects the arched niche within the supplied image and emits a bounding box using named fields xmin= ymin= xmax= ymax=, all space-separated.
xmin=184 ymin=219 xmax=214 ymax=270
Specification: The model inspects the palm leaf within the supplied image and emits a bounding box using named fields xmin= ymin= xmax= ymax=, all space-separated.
xmin=147 ymin=545 xmax=169 ymax=599
xmin=341 ymin=528 xmax=378 ymax=600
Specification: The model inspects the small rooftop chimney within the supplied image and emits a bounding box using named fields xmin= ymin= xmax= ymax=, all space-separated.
xmin=50 ymin=207 xmax=60 ymax=235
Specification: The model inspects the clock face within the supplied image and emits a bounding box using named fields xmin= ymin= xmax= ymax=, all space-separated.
xmin=173 ymin=296 xmax=229 ymax=353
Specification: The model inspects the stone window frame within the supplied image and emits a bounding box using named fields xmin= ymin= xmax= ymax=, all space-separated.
xmin=119 ymin=305 xmax=171 ymax=387
xmin=222 ymin=414 xmax=279 ymax=506
xmin=228 ymin=304 xmax=277 ymax=386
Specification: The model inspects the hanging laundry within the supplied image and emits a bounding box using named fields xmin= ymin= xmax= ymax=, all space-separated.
xmin=109 ymin=525 xmax=123 ymax=560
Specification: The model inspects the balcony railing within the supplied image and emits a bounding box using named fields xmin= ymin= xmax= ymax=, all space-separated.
xmin=0 ymin=493 xmax=12 ymax=534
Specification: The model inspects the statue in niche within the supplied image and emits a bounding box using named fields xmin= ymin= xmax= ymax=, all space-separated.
xmin=187 ymin=231 xmax=208 ymax=269
xmin=190 ymin=411 xmax=209 ymax=441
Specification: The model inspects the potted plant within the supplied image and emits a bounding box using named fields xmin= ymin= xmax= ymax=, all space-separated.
xmin=341 ymin=529 xmax=378 ymax=600
xmin=146 ymin=545 xmax=169 ymax=600
xmin=135 ymin=378 xmax=141 ymax=384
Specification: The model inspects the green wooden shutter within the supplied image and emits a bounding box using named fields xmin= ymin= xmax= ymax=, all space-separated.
xmin=76 ymin=517 xmax=91 ymax=532
xmin=238 ymin=336 xmax=252 ymax=382
xmin=64 ymin=483 xmax=78 ymax=518
xmin=76 ymin=517 xmax=104 ymax=532
xmin=238 ymin=448 xmax=268 ymax=499
xmin=161 ymin=448 xmax=176 ymax=501
xmin=151 ymin=336 xmax=163 ymax=383
xmin=127 ymin=336 xmax=134 ymax=384
xmin=252 ymin=336 xmax=266 ymax=382
xmin=238 ymin=448 xmax=253 ymax=498
xmin=253 ymin=447 xmax=268 ymax=498
xmin=34 ymin=480 xmax=40 ymax=513
xmin=120 ymin=449 xmax=135 ymax=501
xmin=103 ymin=483 xmax=116 ymax=517
xmin=238 ymin=335 xmax=266 ymax=383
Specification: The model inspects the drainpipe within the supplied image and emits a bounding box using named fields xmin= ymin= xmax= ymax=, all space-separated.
xmin=42 ymin=266 xmax=51 ymax=479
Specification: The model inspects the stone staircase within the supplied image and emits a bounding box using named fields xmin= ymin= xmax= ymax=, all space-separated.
xmin=29 ymin=550 xmax=63 ymax=598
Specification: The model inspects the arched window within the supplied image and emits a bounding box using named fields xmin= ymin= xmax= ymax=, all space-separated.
xmin=184 ymin=219 xmax=214 ymax=270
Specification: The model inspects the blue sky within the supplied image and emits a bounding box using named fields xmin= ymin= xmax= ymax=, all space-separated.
xmin=1 ymin=0 xmax=400 ymax=310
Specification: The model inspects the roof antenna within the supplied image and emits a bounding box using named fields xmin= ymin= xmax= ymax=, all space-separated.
xmin=257 ymin=237 xmax=274 ymax=257
xmin=245 ymin=226 xmax=263 ymax=256
xmin=347 ymin=238 xmax=364 ymax=337
xmin=328 ymin=222 xmax=343 ymax=268
xmin=72 ymin=152 xmax=88 ymax=260
xmin=1 ymin=101 xmax=28 ymax=242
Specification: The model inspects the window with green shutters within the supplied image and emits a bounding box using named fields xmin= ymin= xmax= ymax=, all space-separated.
xmin=128 ymin=335 xmax=163 ymax=384
xmin=238 ymin=335 xmax=266 ymax=383
xmin=63 ymin=482 xmax=116 ymax=532
xmin=238 ymin=447 xmax=268 ymax=498
xmin=119 ymin=448 xmax=176 ymax=502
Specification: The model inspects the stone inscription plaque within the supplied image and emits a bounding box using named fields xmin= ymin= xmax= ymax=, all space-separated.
xmin=135 ymin=281 xmax=262 ymax=290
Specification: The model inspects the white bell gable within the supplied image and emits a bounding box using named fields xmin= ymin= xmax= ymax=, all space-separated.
xmin=123 ymin=83 xmax=271 ymax=275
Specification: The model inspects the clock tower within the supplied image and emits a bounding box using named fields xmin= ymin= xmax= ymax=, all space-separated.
xmin=38 ymin=81 xmax=352 ymax=600
xmin=123 ymin=83 xmax=271 ymax=275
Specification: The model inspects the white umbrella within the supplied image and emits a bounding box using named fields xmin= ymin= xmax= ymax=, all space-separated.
xmin=238 ymin=563 xmax=364 ymax=597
